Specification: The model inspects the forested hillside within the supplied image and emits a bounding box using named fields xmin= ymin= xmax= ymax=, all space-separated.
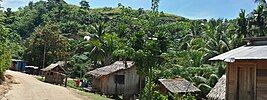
xmin=1 ymin=0 xmax=267 ymax=99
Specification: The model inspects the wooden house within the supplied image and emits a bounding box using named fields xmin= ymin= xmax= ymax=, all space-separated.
xmin=87 ymin=61 xmax=145 ymax=99
xmin=209 ymin=37 xmax=267 ymax=100
xmin=10 ymin=59 xmax=27 ymax=72
xmin=158 ymin=78 xmax=200 ymax=95
xmin=41 ymin=61 xmax=66 ymax=85
xmin=207 ymin=75 xmax=226 ymax=100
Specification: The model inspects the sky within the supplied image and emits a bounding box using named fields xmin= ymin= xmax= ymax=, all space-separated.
xmin=1 ymin=0 xmax=258 ymax=19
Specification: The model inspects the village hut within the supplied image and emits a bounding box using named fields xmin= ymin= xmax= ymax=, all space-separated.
xmin=209 ymin=37 xmax=267 ymax=100
xmin=87 ymin=61 xmax=145 ymax=99
xmin=158 ymin=78 xmax=200 ymax=95
xmin=207 ymin=75 xmax=226 ymax=100
xmin=10 ymin=59 xmax=27 ymax=72
xmin=41 ymin=61 xmax=66 ymax=85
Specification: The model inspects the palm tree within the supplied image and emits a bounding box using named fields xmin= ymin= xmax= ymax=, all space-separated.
xmin=254 ymin=6 xmax=266 ymax=36
xmin=151 ymin=0 xmax=160 ymax=12
xmin=237 ymin=9 xmax=250 ymax=37
xmin=80 ymin=0 xmax=90 ymax=10
xmin=255 ymin=0 xmax=266 ymax=3
xmin=88 ymin=23 xmax=107 ymax=68
xmin=255 ymin=0 xmax=267 ymax=10
xmin=88 ymin=22 xmax=119 ymax=68
xmin=203 ymin=19 xmax=230 ymax=62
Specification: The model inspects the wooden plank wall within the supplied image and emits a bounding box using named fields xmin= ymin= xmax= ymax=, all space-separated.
xmin=227 ymin=60 xmax=267 ymax=100
xmin=105 ymin=67 xmax=141 ymax=95
xmin=256 ymin=62 xmax=267 ymax=100
xmin=227 ymin=63 xmax=237 ymax=100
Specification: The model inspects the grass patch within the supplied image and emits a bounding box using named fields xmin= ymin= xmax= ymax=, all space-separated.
xmin=36 ymin=76 xmax=45 ymax=82
xmin=36 ymin=77 xmax=110 ymax=100
xmin=76 ymin=90 xmax=111 ymax=100
xmin=67 ymin=79 xmax=110 ymax=100
xmin=67 ymin=79 xmax=83 ymax=90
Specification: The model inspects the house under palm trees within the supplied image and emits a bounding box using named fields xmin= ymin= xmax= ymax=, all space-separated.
xmin=87 ymin=61 xmax=145 ymax=99
xmin=209 ymin=37 xmax=267 ymax=100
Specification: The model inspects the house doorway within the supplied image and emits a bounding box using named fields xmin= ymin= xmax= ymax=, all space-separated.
xmin=237 ymin=64 xmax=256 ymax=100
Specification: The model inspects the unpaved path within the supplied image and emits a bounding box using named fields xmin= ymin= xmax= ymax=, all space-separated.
xmin=1 ymin=70 xmax=82 ymax=100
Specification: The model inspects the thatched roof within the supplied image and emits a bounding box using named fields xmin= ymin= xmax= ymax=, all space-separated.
xmin=87 ymin=61 xmax=134 ymax=78
xmin=159 ymin=78 xmax=200 ymax=93
xmin=41 ymin=61 xmax=65 ymax=72
xmin=207 ymin=75 xmax=226 ymax=100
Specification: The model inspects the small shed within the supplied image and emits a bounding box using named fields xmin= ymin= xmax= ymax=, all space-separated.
xmin=209 ymin=37 xmax=267 ymax=100
xmin=207 ymin=75 xmax=226 ymax=100
xmin=41 ymin=61 xmax=66 ymax=85
xmin=25 ymin=66 xmax=39 ymax=75
xmin=10 ymin=59 xmax=27 ymax=72
xmin=87 ymin=61 xmax=145 ymax=99
xmin=158 ymin=78 xmax=200 ymax=95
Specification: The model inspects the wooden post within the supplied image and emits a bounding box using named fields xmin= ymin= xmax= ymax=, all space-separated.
xmin=41 ymin=43 xmax=47 ymax=79
xmin=65 ymin=76 xmax=67 ymax=87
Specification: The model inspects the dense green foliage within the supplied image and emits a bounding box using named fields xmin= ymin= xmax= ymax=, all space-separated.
xmin=0 ymin=11 xmax=11 ymax=81
xmin=2 ymin=0 xmax=267 ymax=99
xmin=0 ymin=4 xmax=22 ymax=81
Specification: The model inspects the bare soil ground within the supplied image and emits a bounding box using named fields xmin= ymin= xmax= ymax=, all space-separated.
xmin=1 ymin=70 xmax=82 ymax=100
xmin=0 ymin=74 xmax=14 ymax=99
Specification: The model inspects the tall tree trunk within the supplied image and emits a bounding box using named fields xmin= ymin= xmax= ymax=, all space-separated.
xmin=148 ymin=66 xmax=153 ymax=100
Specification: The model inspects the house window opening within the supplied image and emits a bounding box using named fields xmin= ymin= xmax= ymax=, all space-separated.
xmin=257 ymin=69 xmax=267 ymax=76
xmin=115 ymin=75 xmax=125 ymax=84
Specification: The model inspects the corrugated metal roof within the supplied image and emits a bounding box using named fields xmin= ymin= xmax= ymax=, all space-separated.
xmin=12 ymin=59 xmax=26 ymax=62
xmin=207 ymin=75 xmax=226 ymax=100
xmin=159 ymin=78 xmax=200 ymax=93
xmin=209 ymin=45 xmax=267 ymax=61
xmin=87 ymin=61 xmax=134 ymax=78
xmin=25 ymin=66 xmax=39 ymax=69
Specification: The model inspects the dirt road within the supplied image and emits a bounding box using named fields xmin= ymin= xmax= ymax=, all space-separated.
xmin=1 ymin=70 xmax=82 ymax=100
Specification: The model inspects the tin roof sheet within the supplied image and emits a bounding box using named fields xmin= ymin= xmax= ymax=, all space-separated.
xmin=209 ymin=45 xmax=267 ymax=61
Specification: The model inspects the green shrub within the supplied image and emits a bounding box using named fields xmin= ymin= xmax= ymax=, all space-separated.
xmin=169 ymin=93 xmax=196 ymax=100
xmin=198 ymin=83 xmax=211 ymax=97
xmin=0 ymin=45 xmax=11 ymax=81
xmin=140 ymin=83 xmax=168 ymax=100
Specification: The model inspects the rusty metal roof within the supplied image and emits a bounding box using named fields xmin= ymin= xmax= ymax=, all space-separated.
xmin=159 ymin=78 xmax=200 ymax=93
xmin=87 ymin=61 xmax=134 ymax=78
xmin=209 ymin=45 xmax=267 ymax=61
xmin=207 ymin=75 xmax=226 ymax=100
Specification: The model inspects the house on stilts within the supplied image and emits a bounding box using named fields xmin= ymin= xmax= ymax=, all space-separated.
xmin=42 ymin=61 xmax=66 ymax=85
xmin=87 ymin=61 xmax=145 ymax=99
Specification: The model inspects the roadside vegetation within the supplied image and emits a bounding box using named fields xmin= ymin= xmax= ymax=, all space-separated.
xmin=36 ymin=76 xmax=110 ymax=100
xmin=1 ymin=0 xmax=267 ymax=99
xmin=66 ymin=79 xmax=110 ymax=100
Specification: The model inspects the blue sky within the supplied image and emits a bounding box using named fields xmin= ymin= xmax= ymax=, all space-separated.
xmin=1 ymin=0 xmax=258 ymax=19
